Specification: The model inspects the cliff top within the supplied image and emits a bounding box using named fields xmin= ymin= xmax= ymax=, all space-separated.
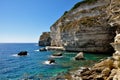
xmin=71 ymin=0 xmax=98 ymax=10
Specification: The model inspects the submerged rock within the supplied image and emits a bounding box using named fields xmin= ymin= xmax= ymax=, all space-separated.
xmin=18 ymin=51 xmax=27 ymax=56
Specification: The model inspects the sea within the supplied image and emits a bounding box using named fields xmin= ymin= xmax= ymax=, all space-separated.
xmin=0 ymin=43 xmax=111 ymax=80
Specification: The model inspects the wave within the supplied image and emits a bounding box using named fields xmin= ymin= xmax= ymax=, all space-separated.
xmin=11 ymin=53 xmax=30 ymax=57
xmin=34 ymin=49 xmax=39 ymax=52
xmin=11 ymin=54 xmax=19 ymax=57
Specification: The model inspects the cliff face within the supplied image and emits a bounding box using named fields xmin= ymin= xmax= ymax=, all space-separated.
xmin=50 ymin=0 xmax=120 ymax=53
xmin=39 ymin=32 xmax=51 ymax=46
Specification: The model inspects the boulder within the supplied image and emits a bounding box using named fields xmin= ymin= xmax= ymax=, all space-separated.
xmin=48 ymin=59 xmax=55 ymax=64
xmin=39 ymin=47 xmax=47 ymax=51
xmin=18 ymin=51 xmax=27 ymax=56
xmin=52 ymin=52 xmax=62 ymax=56
xmin=75 ymin=52 xmax=85 ymax=60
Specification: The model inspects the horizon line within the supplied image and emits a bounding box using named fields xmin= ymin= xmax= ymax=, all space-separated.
xmin=0 ymin=42 xmax=38 ymax=43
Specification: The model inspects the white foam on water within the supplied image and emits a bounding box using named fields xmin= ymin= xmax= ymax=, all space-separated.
xmin=27 ymin=53 xmax=30 ymax=55
xmin=11 ymin=54 xmax=18 ymax=57
xmin=11 ymin=53 xmax=30 ymax=57
xmin=44 ymin=61 xmax=50 ymax=64
xmin=34 ymin=49 xmax=39 ymax=52
xmin=43 ymin=61 xmax=55 ymax=65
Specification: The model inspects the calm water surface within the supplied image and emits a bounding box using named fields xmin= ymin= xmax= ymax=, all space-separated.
xmin=0 ymin=43 xmax=111 ymax=80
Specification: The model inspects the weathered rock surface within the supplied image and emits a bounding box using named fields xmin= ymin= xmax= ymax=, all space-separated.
xmin=50 ymin=0 xmax=120 ymax=53
xmin=39 ymin=32 xmax=51 ymax=46
xmin=64 ymin=6 xmax=120 ymax=79
xmin=67 ymin=57 xmax=120 ymax=80
xmin=75 ymin=52 xmax=85 ymax=60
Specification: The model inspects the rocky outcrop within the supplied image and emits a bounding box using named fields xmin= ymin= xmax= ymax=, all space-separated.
xmin=48 ymin=59 xmax=55 ymax=64
xmin=18 ymin=51 xmax=27 ymax=56
xmin=39 ymin=32 xmax=51 ymax=46
xmin=74 ymin=52 xmax=85 ymax=60
xmin=50 ymin=0 xmax=120 ymax=53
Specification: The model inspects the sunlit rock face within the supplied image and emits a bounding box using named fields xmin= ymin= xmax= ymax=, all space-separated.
xmin=39 ymin=32 xmax=51 ymax=46
xmin=50 ymin=0 xmax=120 ymax=53
xmin=108 ymin=0 xmax=120 ymax=28
xmin=111 ymin=31 xmax=120 ymax=52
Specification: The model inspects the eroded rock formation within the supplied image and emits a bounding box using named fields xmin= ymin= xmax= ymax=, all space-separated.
xmin=66 ymin=25 xmax=120 ymax=80
xmin=50 ymin=0 xmax=120 ymax=53
xmin=39 ymin=32 xmax=51 ymax=46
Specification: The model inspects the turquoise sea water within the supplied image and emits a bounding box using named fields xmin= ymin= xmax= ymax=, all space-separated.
xmin=0 ymin=43 xmax=111 ymax=80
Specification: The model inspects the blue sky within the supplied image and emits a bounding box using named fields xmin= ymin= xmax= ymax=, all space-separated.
xmin=0 ymin=0 xmax=80 ymax=43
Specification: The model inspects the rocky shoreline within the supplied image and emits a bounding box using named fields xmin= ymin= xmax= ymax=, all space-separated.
xmin=54 ymin=32 xmax=120 ymax=80
xmin=38 ymin=0 xmax=120 ymax=79
xmin=52 ymin=46 xmax=120 ymax=80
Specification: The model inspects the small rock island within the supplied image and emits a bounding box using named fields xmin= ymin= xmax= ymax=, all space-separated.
xmin=18 ymin=51 xmax=28 ymax=56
